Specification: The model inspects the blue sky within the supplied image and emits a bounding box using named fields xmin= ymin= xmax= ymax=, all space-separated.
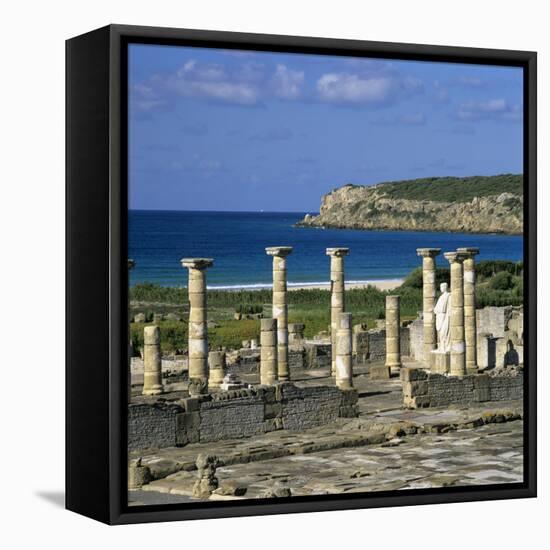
xmin=129 ymin=44 xmax=523 ymax=212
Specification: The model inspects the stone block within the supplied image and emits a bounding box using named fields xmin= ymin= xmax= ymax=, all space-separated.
xmin=400 ymin=367 xmax=428 ymax=382
xmin=402 ymin=380 xmax=429 ymax=396
xmin=264 ymin=402 xmax=282 ymax=419
xmin=369 ymin=365 xmax=391 ymax=380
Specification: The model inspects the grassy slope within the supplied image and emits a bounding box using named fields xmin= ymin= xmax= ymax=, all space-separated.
xmin=342 ymin=174 xmax=523 ymax=203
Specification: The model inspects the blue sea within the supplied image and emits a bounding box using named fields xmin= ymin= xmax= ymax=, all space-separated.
xmin=128 ymin=210 xmax=523 ymax=288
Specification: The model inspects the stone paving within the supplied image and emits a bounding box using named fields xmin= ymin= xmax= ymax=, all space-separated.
xmin=130 ymin=420 xmax=522 ymax=504
xmin=128 ymin=364 xmax=524 ymax=505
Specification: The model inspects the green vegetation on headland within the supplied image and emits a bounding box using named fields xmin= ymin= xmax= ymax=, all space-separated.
xmin=297 ymin=174 xmax=523 ymax=235
xmin=129 ymin=260 xmax=523 ymax=353
xmin=358 ymin=174 xmax=523 ymax=203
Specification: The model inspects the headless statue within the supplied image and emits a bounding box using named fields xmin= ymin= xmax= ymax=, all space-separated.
xmin=434 ymin=282 xmax=451 ymax=353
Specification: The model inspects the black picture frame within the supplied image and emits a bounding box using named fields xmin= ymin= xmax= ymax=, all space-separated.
xmin=66 ymin=24 xmax=537 ymax=525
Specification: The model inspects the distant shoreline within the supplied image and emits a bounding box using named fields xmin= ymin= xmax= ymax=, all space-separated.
xmin=205 ymin=279 xmax=404 ymax=292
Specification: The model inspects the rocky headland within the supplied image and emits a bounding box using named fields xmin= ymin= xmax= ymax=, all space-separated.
xmin=296 ymin=175 xmax=523 ymax=235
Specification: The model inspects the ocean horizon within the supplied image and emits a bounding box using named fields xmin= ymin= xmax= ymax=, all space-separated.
xmin=128 ymin=210 xmax=524 ymax=288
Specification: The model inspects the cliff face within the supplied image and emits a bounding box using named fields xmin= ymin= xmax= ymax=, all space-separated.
xmin=297 ymin=181 xmax=523 ymax=235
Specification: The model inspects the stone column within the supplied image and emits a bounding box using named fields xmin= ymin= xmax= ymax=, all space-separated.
xmin=385 ymin=295 xmax=402 ymax=371
xmin=416 ymin=248 xmax=441 ymax=363
xmin=444 ymin=252 xmax=466 ymax=376
xmin=265 ymin=247 xmax=293 ymax=381
xmin=208 ymin=351 xmax=226 ymax=390
xmin=260 ymin=318 xmax=278 ymax=385
xmin=181 ymin=258 xmax=214 ymax=395
xmin=128 ymin=259 xmax=135 ymax=403
xmin=326 ymin=248 xmax=350 ymax=376
xmin=457 ymin=247 xmax=480 ymax=373
xmin=143 ymin=325 xmax=163 ymax=395
xmin=335 ymin=312 xmax=353 ymax=389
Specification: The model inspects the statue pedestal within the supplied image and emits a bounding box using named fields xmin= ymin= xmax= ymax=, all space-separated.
xmin=430 ymin=350 xmax=450 ymax=374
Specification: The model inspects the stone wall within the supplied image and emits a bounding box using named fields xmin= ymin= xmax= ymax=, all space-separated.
xmin=128 ymin=383 xmax=358 ymax=451
xmin=128 ymin=402 xmax=184 ymax=450
xmin=477 ymin=306 xmax=514 ymax=338
xmin=304 ymin=341 xmax=331 ymax=369
xmin=401 ymin=367 xmax=523 ymax=409
xmin=409 ymin=317 xmax=424 ymax=361
xmin=227 ymin=349 xmax=305 ymax=376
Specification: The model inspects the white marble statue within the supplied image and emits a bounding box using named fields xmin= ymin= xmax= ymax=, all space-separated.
xmin=434 ymin=282 xmax=451 ymax=353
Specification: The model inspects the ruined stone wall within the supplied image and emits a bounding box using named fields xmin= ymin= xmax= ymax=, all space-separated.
xmin=199 ymin=393 xmax=266 ymax=442
xmin=278 ymin=384 xmax=352 ymax=431
xmin=367 ymin=329 xmax=386 ymax=360
xmin=228 ymin=349 xmax=305 ymax=376
xmin=400 ymin=327 xmax=411 ymax=357
xmin=128 ymin=402 xmax=184 ymax=451
xmin=129 ymin=383 xmax=358 ymax=450
xmin=408 ymin=317 xmax=424 ymax=361
xmin=304 ymin=342 xmax=331 ymax=369
xmin=477 ymin=306 xmax=514 ymax=338
xmin=401 ymin=367 xmax=523 ymax=409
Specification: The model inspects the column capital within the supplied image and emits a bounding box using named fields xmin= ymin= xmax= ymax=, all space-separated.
xmin=326 ymin=247 xmax=350 ymax=257
xmin=180 ymin=258 xmax=214 ymax=270
xmin=128 ymin=259 xmax=135 ymax=270
xmin=456 ymin=247 xmax=480 ymax=258
xmin=416 ymin=248 xmax=441 ymax=258
xmin=444 ymin=251 xmax=466 ymax=264
xmin=265 ymin=246 xmax=293 ymax=258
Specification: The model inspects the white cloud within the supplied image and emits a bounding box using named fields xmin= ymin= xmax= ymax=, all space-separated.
xmin=271 ymin=64 xmax=305 ymax=99
xmin=316 ymin=72 xmax=423 ymax=105
xmin=456 ymin=98 xmax=522 ymax=121
xmin=161 ymin=59 xmax=259 ymax=105
xmin=317 ymin=73 xmax=393 ymax=104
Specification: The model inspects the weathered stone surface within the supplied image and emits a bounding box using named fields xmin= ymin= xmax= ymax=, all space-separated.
xmin=130 ymin=383 xmax=358 ymax=451
xmin=402 ymin=370 xmax=523 ymax=408
xmin=212 ymin=481 xmax=247 ymax=496
xmin=261 ymin=484 xmax=292 ymax=498
xmin=296 ymin=180 xmax=523 ymax=235
xmin=266 ymin=247 xmax=293 ymax=381
xmin=417 ymin=248 xmax=441 ymax=362
xmin=181 ymin=258 xmax=213 ymax=395
xmin=128 ymin=401 xmax=185 ymax=451
xmin=369 ymin=364 xmax=391 ymax=380
xmin=128 ymin=458 xmax=152 ymax=489
xmin=192 ymin=454 xmax=218 ymax=498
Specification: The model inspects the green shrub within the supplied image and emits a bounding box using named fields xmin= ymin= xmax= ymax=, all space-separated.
xmin=235 ymin=304 xmax=263 ymax=315
xmin=489 ymin=271 xmax=514 ymax=290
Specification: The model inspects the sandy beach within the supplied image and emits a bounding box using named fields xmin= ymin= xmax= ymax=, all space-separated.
xmin=206 ymin=279 xmax=404 ymax=292
xmin=287 ymin=279 xmax=404 ymax=292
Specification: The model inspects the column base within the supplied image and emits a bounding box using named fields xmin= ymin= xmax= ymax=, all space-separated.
xmin=142 ymin=387 xmax=163 ymax=396
xmin=336 ymin=379 xmax=353 ymax=390
xmin=188 ymin=378 xmax=209 ymax=396
xmin=430 ymin=350 xmax=450 ymax=374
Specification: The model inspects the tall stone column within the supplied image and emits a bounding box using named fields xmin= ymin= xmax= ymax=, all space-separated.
xmin=208 ymin=351 xmax=226 ymax=390
xmin=416 ymin=248 xmax=441 ymax=363
xmin=444 ymin=252 xmax=466 ymax=376
xmin=143 ymin=325 xmax=163 ymax=395
xmin=128 ymin=259 xmax=135 ymax=403
xmin=385 ymin=295 xmax=402 ymax=371
xmin=326 ymin=248 xmax=350 ymax=376
xmin=265 ymin=246 xmax=293 ymax=381
xmin=181 ymin=258 xmax=213 ymax=395
xmin=260 ymin=318 xmax=278 ymax=385
xmin=457 ymin=247 xmax=480 ymax=373
xmin=335 ymin=312 xmax=353 ymax=389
